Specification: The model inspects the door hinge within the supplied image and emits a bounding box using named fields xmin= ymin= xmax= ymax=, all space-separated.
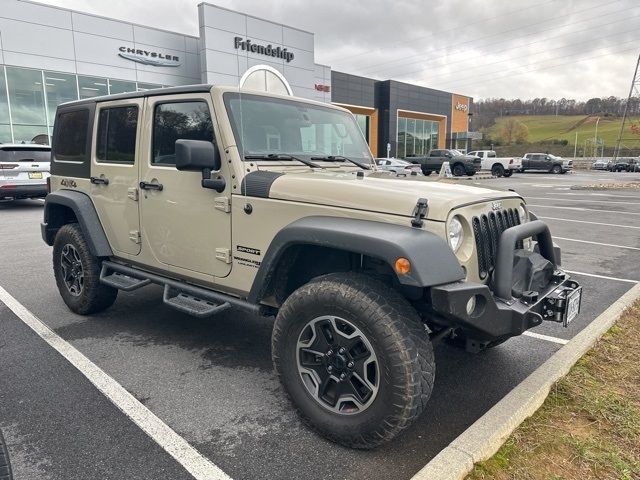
xmin=215 ymin=248 xmax=232 ymax=264
xmin=214 ymin=196 xmax=231 ymax=213
xmin=129 ymin=230 xmax=141 ymax=244
xmin=127 ymin=187 xmax=139 ymax=201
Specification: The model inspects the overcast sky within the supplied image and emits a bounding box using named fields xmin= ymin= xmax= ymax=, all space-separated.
xmin=40 ymin=0 xmax=639 ymax=101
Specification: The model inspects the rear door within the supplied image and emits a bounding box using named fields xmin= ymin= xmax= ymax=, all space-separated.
xmin=90 ymin=99 xmax=143 ymax=256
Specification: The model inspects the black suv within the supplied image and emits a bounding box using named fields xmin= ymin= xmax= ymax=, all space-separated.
xmin=409 ymin=149 xmax=481 ymax=176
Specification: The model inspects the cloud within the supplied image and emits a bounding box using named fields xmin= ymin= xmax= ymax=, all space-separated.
xmin=40 ymin=0 xmax=639 ymax=100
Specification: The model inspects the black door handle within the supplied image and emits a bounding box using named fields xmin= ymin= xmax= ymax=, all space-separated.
xmin=90 ymin=176 xmax=109 ymax=185
xmin=139 ymin=181 xmax=163 ymax=191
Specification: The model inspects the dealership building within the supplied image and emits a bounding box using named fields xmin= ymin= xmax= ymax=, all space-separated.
xmin=0 ymin=0 xmax=477 ymax=157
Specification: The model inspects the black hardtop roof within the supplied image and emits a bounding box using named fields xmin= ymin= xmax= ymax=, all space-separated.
xmin=60 ymin=84 xmax=214 ymax=108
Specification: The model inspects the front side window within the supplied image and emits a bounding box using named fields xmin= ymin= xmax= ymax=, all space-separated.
xmin=54 ymin=109 xmax=90 ymax=162
xmin=96 ymin=106 xmax=139 ymax=164
xmin=224 ymin=93 xmax=372 ymax=163
xmin=152 ymin=101 xmax=213 ymax=165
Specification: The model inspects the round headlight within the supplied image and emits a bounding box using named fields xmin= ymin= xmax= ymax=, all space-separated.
xmin=518 ymin=204 xmax=527 ymax=222
xmin=448 ymin=216 xmax=464 ymax=252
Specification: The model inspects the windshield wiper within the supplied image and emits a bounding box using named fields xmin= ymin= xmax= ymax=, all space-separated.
xmin=310 ymin=155 xmax=371 ymax=170
xmin=244 ymin=153 xmax=321 ymax=168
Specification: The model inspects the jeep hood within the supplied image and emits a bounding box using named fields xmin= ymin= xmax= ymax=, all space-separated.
xmin=264 ymin=170 xmax=523 ymax=221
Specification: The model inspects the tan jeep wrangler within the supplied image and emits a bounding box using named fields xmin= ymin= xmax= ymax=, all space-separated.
xmin=41 ymin=85 xmax=582 ymax=448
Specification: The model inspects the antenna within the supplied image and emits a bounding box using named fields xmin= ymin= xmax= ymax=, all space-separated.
xmin=613 ymin=53 xmax=640 ymax=160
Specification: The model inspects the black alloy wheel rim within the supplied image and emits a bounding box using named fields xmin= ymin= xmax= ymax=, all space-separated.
xmin=61 ymin=244 xmax=84 ymax=297
xmin=296 ymin=315 xmax=379 ymax=415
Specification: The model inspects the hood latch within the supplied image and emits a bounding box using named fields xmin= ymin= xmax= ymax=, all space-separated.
xmin=411 ymin=198 xmax=429 ymax=228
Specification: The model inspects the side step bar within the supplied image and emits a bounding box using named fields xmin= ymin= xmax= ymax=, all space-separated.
xmin=99 ymin=261 xmax=262 ymax=317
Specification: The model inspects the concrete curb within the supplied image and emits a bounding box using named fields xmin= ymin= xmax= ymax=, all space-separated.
xmin=412 ymin=281 xmax=640 ymax=480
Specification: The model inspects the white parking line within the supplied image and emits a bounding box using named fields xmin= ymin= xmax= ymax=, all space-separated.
xmin=538 ymin=216 xmax=640 ymax=230
xmin=564 ymin=270 xmax=639 ymax=284
xmin=528 ymin=204 xmax=640 ymax=216
xmin=527 ymin=197 xmax=640 ymax=205
xmin=553 ymin=192 xmax=640 ymax=199
xmin=0 ymin=286 xmax=232 ymax=480
xmin=523 ymin=331 xmax=569 ymax=345
xmin=553 ymin=236 xmax=640 ymax=251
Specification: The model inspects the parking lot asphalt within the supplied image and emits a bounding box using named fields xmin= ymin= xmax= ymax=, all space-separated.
xmin=1 ymin=170 xmax=638 ymax=480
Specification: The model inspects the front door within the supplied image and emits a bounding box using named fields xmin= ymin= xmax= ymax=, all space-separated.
xmin=138 ymin=93 xmax=232 ymax=279
xmin=90 ymin=99 xmax=143 ymax=256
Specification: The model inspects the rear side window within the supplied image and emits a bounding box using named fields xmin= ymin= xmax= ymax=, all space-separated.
xmin=152 ymin=101 xmax=213 ymax=165
xmin=54 ymin=109 xmax=90 ymax=162
xmin=96 ymin=106 xmax=138 ymax=164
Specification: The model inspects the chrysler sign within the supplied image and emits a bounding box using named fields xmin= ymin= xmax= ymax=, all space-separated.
xmin=234 ymin=37 xmax=294 ymax=63
xmin=118 ymin=47 xmax=181 ymax=67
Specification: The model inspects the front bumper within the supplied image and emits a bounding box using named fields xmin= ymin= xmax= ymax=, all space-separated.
xmin=430 ymin=220 xmax=581 ymax=340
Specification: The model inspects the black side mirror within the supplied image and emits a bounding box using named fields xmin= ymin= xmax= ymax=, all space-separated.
xmin=175 ymin=139 xmax=225 ymax=192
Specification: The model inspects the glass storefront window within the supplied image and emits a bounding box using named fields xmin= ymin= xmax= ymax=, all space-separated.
xmin=396 ymin=116 xmax=439 ymax=159
xmin=137 ymin=82 xmax=162 ymax=92
xmin=44 ymin=71 xmax=78 ymax=126
xmin=6 ymin=66 xmax=47 ymax=131
xmin=78 ymin=75 xmax=108 ymax=99
xmin=397 ymin=117 xmax=406 ymax=158
xmin=354 ymin=114 xmax=370 ymax=141
xmin=0 ymin=125 xmax=11 ymax=144
xmin=0 ymin=67 xmax=10 ymax=139
xmin=109 ymin=79 xmax=137 ymax=95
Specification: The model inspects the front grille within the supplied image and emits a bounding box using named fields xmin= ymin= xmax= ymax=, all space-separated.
xmin=472 ymin=208 xmax=522 ymax=280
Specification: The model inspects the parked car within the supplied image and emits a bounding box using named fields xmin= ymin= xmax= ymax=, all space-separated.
xmin=628 ymin=159 xmax=640 ymax=172
xmin=376 ymin=158 xmax=422 ymax=176
xmin=467 ymin=150 xmax=521 ymax=177
xmin=592 ymin=159 xmax=608 ymax=170
xmin=521 ymin=153 xmax=571 ymax=174
xmin=608 ymin=158 xmax=633 ymax=172
xmin=408 ymin=149 xmax=481 ymax=176
xmin=0 ymin=144 xmax=51 ymax=200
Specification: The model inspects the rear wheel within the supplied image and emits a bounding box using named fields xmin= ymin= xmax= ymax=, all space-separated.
xmin=503 ymin=170 xmax=513 ymax=177
xmin=272 ymin=272 xmax=435 ymax=449
xmin=452 ymin=163 xmax=466 ymax=177
xmin=491 ymin=164 xmax=505 ymax=177
xmin=53 ymin=224 xmax=117 ymax=315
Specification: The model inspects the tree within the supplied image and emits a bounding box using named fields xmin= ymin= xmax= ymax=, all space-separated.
xmin=498 ymin=119 xmax=529 ymax=145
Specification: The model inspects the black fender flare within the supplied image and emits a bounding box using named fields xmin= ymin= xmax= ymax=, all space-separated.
xmin=41 ymin=190 xmax=113 ymax=257
xmin=247 ymin=216 xmax=465 ymax=303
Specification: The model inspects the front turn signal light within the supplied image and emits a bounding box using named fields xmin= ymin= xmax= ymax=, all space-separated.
xmin=394 ymin=257 xmax=411 ymax=275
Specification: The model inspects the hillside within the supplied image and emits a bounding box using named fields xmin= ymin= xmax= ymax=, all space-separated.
xmin=485 ymin=115 xmax=638 ymax=148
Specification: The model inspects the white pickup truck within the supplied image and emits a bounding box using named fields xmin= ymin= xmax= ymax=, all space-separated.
xmin=468 ymin=150 xmax=522 ymax=177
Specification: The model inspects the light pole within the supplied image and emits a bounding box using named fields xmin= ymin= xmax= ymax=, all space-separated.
xmin=574 ymin=131 xmax=578 ymax=159
xmin=593 ymin=116 xmax=600 ymax=158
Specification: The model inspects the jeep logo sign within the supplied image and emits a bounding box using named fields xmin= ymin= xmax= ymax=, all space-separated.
xmin=455 ymin=102 xmax=468 ymax=112
xmin=118 ymin=47 xmax=181 ymax=67
xmin=234 ymin=37 xmax=294 ymax=63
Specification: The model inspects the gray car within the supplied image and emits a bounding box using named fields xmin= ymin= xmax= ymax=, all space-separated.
xmin=0 ymin=144 xmax=51 ymax=200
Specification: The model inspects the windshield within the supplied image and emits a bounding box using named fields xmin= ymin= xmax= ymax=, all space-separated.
xmin=224 ymin=92 xmax=373 ymax=164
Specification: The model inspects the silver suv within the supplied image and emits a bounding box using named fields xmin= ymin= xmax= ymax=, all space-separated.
xmin=0 ymin=144 xmax=51 ymax=200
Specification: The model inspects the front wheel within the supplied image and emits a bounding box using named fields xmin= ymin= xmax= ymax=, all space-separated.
xmin=452 ymin=163 xmax=466 ymax=177
xmin=551 ymin=165 xmax=562 ymax=174
xmin=272 ymin=272 xmax=435 ymax=449
xmin=53 ymin=223 xmax=118 ymax=315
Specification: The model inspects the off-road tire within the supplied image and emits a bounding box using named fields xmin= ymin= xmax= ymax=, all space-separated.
xmin=491 ymin=164 xmax=505 ymax=177
xmin=53 ymin=223 xmax=117 ymax=315
xmin=551 ymin=164 xmax=562 ymax=174
xmin=272 ymin=272 xmax=435 ymax=449
xmin=0 ymin=428 xmax=13 ymax=480
xmin=452 ymin=163 xmax=466 ymax=177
